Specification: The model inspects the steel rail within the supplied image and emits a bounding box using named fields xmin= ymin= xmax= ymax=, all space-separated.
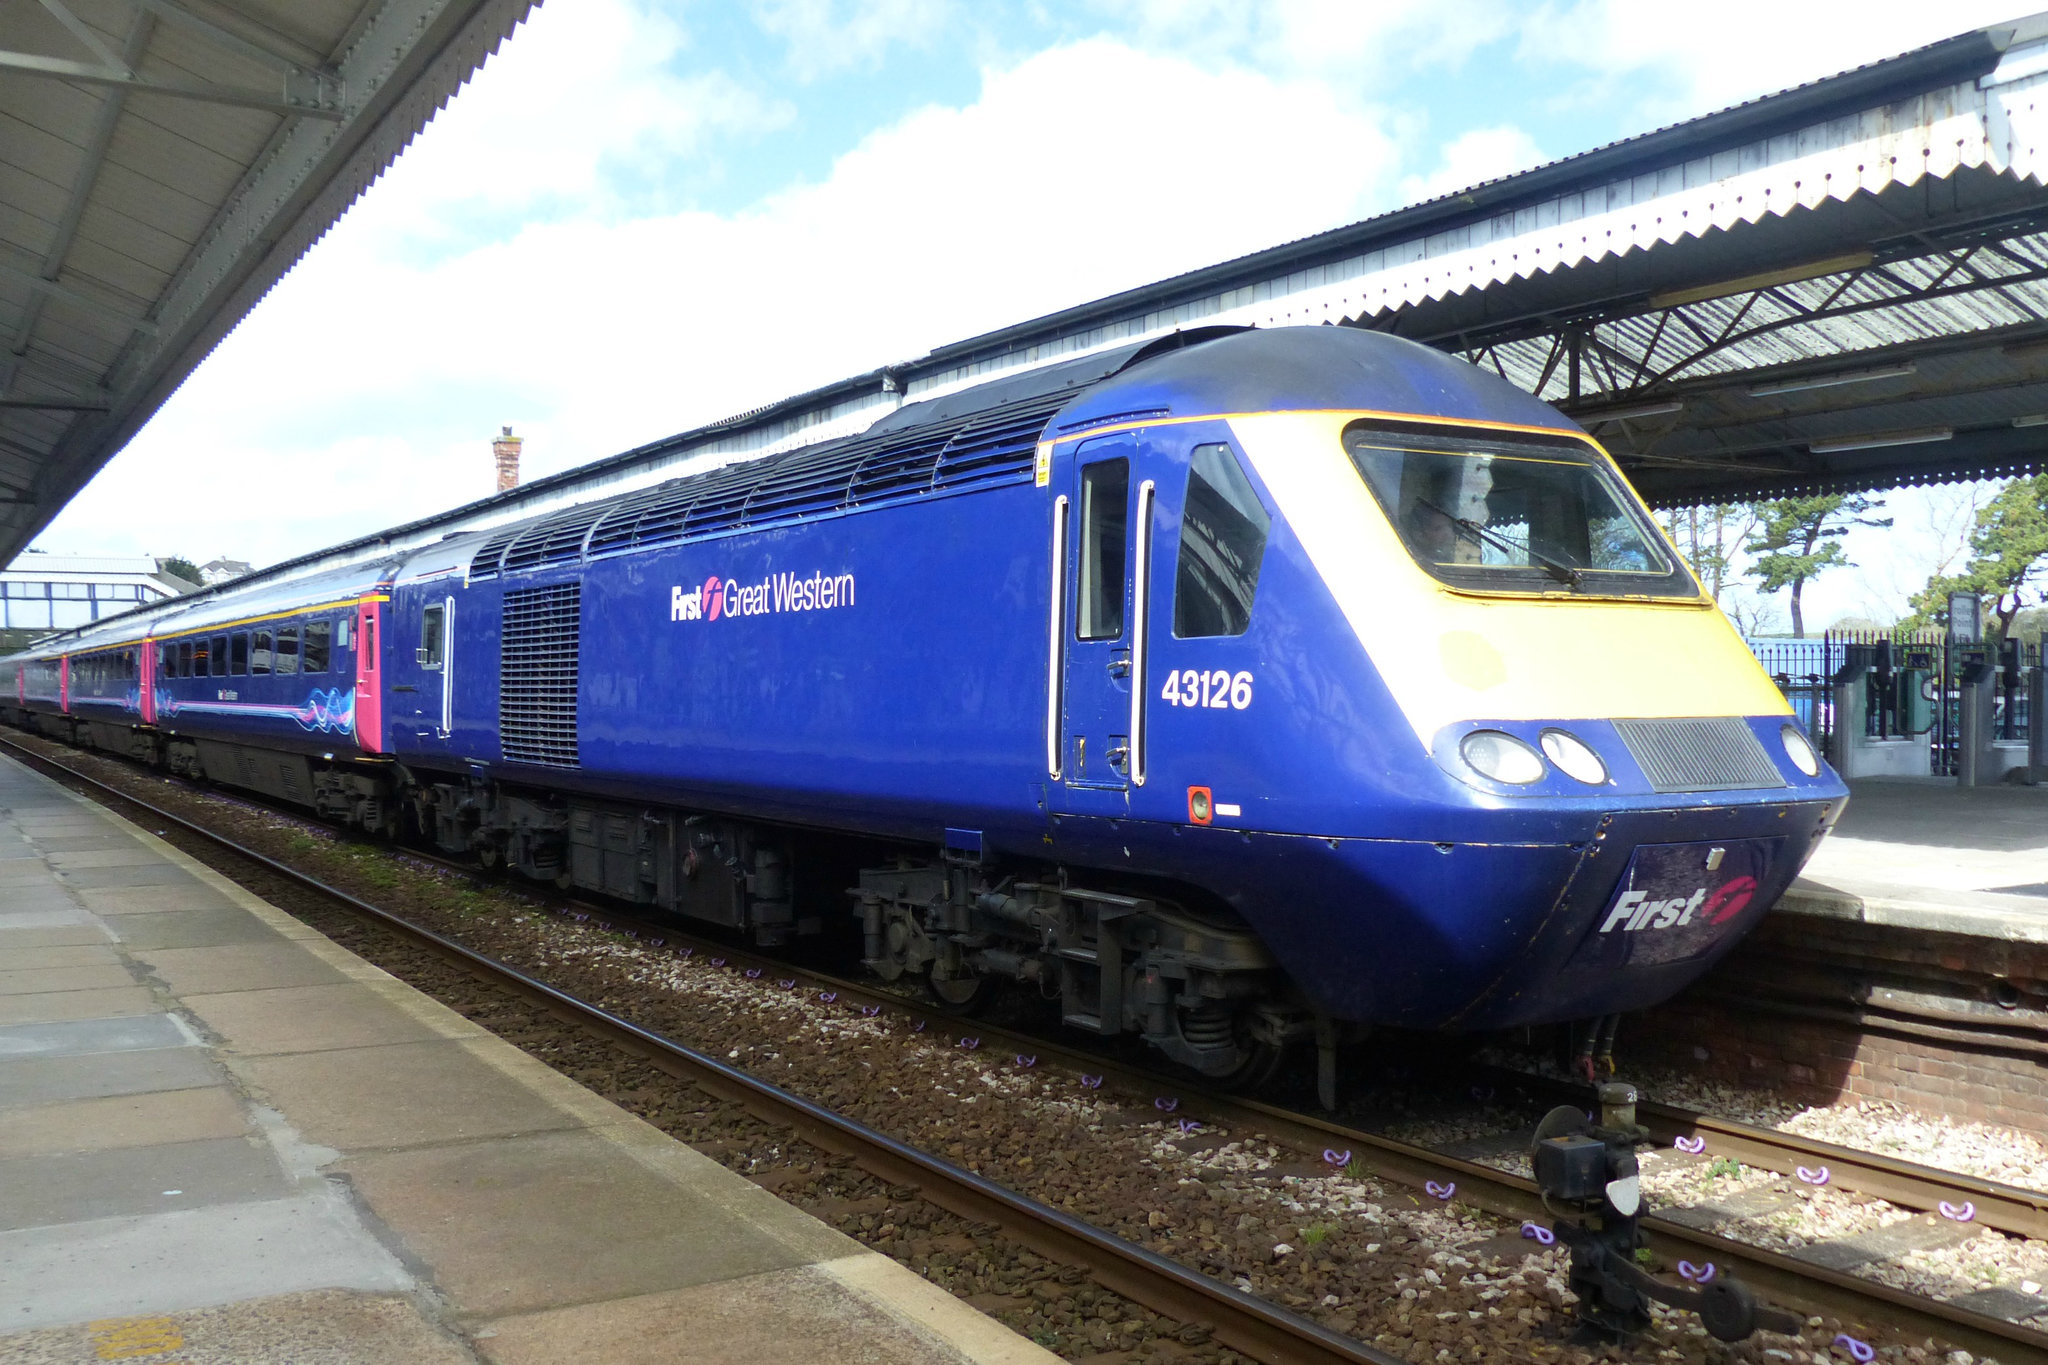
xmin=1463 ymin=1063 xmax=2048 ymax=1245
xmin=0 ymin=735 xmax=1400 ymax=1365
xmin=6 ymin=732 xmax=2043 ymax=1359
xmin=1639 ymin=1104 xmax=2048 ymax=1243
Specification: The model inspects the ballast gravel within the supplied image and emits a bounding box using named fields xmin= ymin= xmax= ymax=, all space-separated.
xmin=11 ymin=733 xmax=2033 ymax=1365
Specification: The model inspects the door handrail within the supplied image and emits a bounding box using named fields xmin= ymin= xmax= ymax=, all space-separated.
xmin=440 ymin=596 xmax=455 ymax=738
xmin=1129 ymin=479 xmax=1155 ymax=787
xmin=1047 ymin=495 xmax=1068 ymax=780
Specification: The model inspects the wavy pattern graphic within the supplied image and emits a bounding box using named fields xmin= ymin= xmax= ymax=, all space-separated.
xmin=156 ymin=686 xmax=357 ymax=735
xmin=72 ymin=689 xmax=142 ymax=715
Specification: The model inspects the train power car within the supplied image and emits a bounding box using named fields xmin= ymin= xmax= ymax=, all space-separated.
xmin=4 ymin=326 xmax=1847 ymax=1090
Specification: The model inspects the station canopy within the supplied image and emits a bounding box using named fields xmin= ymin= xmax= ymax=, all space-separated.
xmin=18 ymin=11 xmax=2048 ymax=602
xmin=0 ymin=0 xmax=537 ymax=568
xmin=318 ymin=8 xmax=2048 ymax=588
xmin=978 ymin=10 xmax=2048 ymax=511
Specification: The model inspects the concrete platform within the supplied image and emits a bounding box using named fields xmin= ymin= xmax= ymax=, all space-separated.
xmin=0 ymin=753 xmax=1056 ymax=1365
xmin=1783 ymin=777 xmax=2048 ymax=943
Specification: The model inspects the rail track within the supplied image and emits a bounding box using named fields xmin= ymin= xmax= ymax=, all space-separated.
xmin=6 ymin=730 xmax=2045 ymax=1364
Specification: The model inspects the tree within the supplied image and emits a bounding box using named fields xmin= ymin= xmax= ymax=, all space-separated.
xmin=1903 ymin=475 xmax=2048 ymax=638
xmin=1744 ymin=494 xmax=1891 ymax=639
xmin=1661 ymin=503 xmax=1758 ymax=603
xmin=1723 ymin=590 xmax=1785 ymax=639
xmin=156 ymin=556 xmax=201 ymax=587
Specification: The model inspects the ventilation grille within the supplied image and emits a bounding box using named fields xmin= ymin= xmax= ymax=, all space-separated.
xmin=500 ymin=583 xmax=580 ymax=768
xmin=472 ymin=390 xmax=1067 ymax=579
xmin=1612 ymin=718 xmax=1785 ymax=793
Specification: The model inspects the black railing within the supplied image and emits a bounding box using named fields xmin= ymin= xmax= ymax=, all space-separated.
xmin=1747 ymin=629 xmax=2035 ymax=778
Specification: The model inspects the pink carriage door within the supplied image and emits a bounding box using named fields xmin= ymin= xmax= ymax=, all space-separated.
xmin=354 ymin=597 xmax=384 ymax=753
xmin=58 ymin=656 xmax=68 ymax=712
xmin=139 ymin=638 xmax=156 ymax=723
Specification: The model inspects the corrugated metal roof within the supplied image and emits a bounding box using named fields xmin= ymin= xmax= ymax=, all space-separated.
xmin=19 ymin=9 xmax=2048 ymax=643
xmin=0 ymin=0 xmax=540 ymax=565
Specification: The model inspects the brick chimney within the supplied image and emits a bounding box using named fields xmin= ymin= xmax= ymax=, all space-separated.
xmin=492 ymin=425 xmax=523 ymax=492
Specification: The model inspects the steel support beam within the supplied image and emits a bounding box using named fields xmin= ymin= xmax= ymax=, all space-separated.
xmin=36 ymin=0 xmax=129 ymax=73
xmin=0 ymin=256 xmax=156 ymax=336
xmin=1 ymin=11 xmax=153 ymax=400
xmin=0 ymin=49 xmax=344 ymax=118
xmin=131 ymin=0 xmax=334 ymax=75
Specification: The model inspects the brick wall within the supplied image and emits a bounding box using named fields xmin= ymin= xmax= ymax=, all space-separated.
xmin=1622 ymin=912 xmax=2048 ymax=1128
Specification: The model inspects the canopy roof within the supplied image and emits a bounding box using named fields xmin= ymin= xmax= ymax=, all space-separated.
xmin=19 ymin=10 xmax=2048 ymax=631
xmin=0 ymin=0 xmax=537 ymax=565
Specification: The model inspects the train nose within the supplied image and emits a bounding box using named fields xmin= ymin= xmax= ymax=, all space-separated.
xmin=1443 ymin=801 xmax=1838 ymax=1030
xmin=1568 ymin=836 xmax=1778 ymax=971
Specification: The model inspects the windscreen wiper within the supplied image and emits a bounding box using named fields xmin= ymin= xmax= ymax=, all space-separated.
xmin=1416 ymin=499 xmax=1583 ymax=588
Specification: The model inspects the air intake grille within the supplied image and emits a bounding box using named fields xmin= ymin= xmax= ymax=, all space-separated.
xmin=500 ymin=583 xmax=580 ymax=768
xmin=476 ymin=390 xmax=1069 ymax=579
xmin=1612 ymin=717 xmax=1784 ymax=793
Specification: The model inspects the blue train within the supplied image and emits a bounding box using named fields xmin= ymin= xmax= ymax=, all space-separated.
xmin=5 ymin=327 xmax=1846 ymax=1089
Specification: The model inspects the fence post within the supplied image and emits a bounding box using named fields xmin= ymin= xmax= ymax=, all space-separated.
xmin=2029 ymin=651 xmax=2045 ymax=786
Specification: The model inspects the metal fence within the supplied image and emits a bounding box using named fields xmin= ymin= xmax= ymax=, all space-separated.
xmin=1746 ymin=629 xmax=2036 ymax=777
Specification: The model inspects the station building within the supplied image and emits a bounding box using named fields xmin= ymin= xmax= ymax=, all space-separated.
xmin=0 ymin=553 xmax=197 ymax=654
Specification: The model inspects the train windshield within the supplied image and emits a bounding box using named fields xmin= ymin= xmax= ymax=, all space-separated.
xmin=1341 ymin=422 xmax=1694 ymax=598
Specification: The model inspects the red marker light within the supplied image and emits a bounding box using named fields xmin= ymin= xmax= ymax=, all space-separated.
xmin=1187 ymin=786 xmax=1213 ymax=825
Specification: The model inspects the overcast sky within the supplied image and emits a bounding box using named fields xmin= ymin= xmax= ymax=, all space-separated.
xmin=30 ymin=0 xmax=2034 ymax=628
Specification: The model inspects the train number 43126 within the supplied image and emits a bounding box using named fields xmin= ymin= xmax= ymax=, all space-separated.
xmin=1161 ymin=668 xmax=1252 ymax=710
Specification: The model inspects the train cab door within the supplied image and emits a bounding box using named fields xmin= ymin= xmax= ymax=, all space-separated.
xmin=393 ymin=595 xmax=453 ymax=741
xmin=1053 ymin=434 xmax=1157 ymax=812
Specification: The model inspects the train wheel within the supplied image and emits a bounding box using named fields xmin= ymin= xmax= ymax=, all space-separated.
xmin=1178 ymin=1006 xmax=1284 ymax=1091
xmin=1207 ymin=1039 xmax=1285 ymax=1091
xmin=926 ymin=963 xmax=992 ymax=1014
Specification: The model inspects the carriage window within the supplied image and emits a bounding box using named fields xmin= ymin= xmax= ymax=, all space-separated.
xmin=230 ymin=634 xmax=249 ymax=675
xmin=210 ymin=635 xmax=228 ymax=677
xmin=251 ymin=631 xmax=272 ymax=675
xmin=178 ymin=641 xmax=195 ymax=677
xmin=1174 ymin=443 xmax=1269 ymax=638
xmin=275 ymin=627 xmax=300 ymax=676
xmin=336 ymin=617 xmax=352 ymax=650
xmin=419 ymin=605 xmax=445 ymax=669
xmin=1076 ymin=460 xmax=1129 ymax=641
xmin=158 ymin=642 xmax=174 ymax=678
xmin=303 ymin=621 xmax=331 ymax=673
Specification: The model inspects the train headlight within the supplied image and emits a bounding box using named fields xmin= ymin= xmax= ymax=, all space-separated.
xmin=1461 ymin=730 xmax=1545 ymax=785
xmin=1539 ymin=729 xmax=1608 ymax=785
xmin=1780 ymin=724 xmax=1820 ymax=777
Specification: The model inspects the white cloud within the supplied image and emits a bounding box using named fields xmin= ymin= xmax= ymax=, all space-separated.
xmin=1397 ymin=125 xmax=1546 ymax=204
xmin=1100 ymin=0 xmax=1520 ymax=78
xmin=1521 ymin=1 xmax=2028 ymax=126
xmin=41 ymin=36 xmax=1399 ymax=568
xmin=349 ymin=0 xmax=790 ymax=245
xmin=754 ymin=0 xmax=956 ymax=80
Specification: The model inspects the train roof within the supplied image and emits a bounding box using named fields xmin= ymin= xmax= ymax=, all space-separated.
xmin=1054 ymin=326 xmax=1581 ymax=435
xmin=461 ymin=326 xmax=1583 ymax=583
xmin=2 ymin=556 xmax=398 ymax=662
xmin=2 ymin=327 xmax=1589 ymax=664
